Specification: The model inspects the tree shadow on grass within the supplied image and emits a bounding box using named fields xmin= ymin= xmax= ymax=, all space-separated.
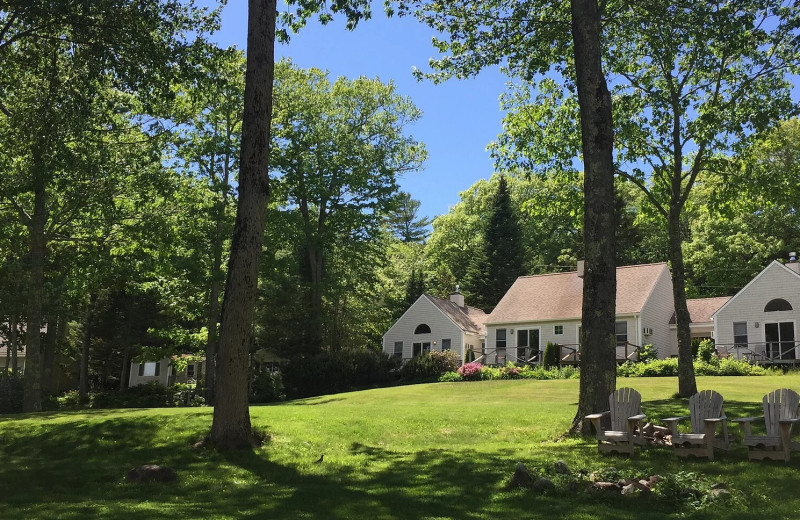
xmin=3 ymin=407 xmax=800 ymax=520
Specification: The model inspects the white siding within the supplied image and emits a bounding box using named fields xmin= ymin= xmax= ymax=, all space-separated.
xmin=128 ymin=359 xmax=171 ymax=387
xmin=382 ymin=296 xmax=466 ymax=361
xmin=714 ymin=262 xmax=800 ymax=356
xmin=639 ymin=265 xmax=678 ymax=358
xmin=486 ymin=320 xmax=582 ymax=365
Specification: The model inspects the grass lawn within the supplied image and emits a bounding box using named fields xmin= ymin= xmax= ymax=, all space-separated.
xmin=2 ymin=375 xmax=800 ymax=519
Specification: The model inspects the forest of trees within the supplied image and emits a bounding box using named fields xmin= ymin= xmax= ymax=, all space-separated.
xmin=0 ymin=2 xmax=799 ymax=442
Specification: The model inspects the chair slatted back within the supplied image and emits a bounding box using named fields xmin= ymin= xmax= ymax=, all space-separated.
xmin=763 ymin=388 xmax=800 ymax=438
xmin=689 ymin=390 xmax=724 ymax=434
xmin=609 ymin=387 xmax=642 ymax=432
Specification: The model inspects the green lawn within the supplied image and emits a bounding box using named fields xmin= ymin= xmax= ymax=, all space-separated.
xmin=2 ymin=376 xmax=800 ymax=519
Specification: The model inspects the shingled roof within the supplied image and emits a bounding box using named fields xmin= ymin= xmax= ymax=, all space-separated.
xmin=669 ymin=296 xmax=731 ymax=324
xmin=487 ymin=263 xmax=669 ymax=325
xmin=424 ymin=294 xmax=488 ymax=335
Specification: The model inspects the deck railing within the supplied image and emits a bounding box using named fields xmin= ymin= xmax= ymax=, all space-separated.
xmin=559 ymin=341 xmax=641 ymax=365
xmin=713 ymin=341 xmax=800 ymax=365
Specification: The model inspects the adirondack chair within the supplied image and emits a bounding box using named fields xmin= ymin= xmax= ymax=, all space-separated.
xmin=662 ymin=390 xmax=730 ymax=460
xmin=733 ymin=388 xmax=800 ymax=462
xmin=586 ymin=387 xmax=647 ymax=456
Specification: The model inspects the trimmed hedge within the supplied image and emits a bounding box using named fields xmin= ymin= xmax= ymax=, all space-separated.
xmin=617 ymin=357 xmax=776 ymax=377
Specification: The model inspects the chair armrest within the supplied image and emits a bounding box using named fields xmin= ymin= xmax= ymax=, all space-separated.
xmin=779 ymin=418 xmax=800 ymax=425
xmin=628 ymin=414 xmax=646 ymax=422
xmin=662 ymin=416 xmax=689 ymax=424
xmin=585 ymin=411 xmax=610 ymax=420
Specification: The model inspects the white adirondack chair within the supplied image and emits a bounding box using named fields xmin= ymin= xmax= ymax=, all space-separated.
xmin=662 ymin=390 xmax=730 ymax=460
xmin=733 ymin=388 xmax=800 ymax=462
xmin=586 ymin=387 xmax=647 ymax=456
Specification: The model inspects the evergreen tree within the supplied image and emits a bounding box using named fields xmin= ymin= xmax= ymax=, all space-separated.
xmin=463 ymin=175 xmax=525 ymax=311
xmin=402 ymin=268 xmax=426 ymax=312
xmin=390 ymin=192 xmax=432 ymax=243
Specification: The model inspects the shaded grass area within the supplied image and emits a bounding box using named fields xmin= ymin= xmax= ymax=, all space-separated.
xmin=1 ymin=376 xmax=799 ymax=519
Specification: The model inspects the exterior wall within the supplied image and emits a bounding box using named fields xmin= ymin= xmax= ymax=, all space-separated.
xmin=639 ymin=266 xmax=678 ymax=358
xmin=462 ymin=332 xmax=483 ymax=363
xmin=714 ymin=263 xmax=800 ymax=358
xmin=486 ymin=316 xmax=654 ymax=364
xmin=382 ymin=297 xmax=465 ymax=361
xmin=128 ymin=359 xmax=171 ymax=387
xmin=128 ymin=358 xmax=205 ymax=387
xmin=486 ymin=319 xmax=581 ymax=365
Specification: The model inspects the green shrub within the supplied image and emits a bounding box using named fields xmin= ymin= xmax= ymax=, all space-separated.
xmin=0 ymin=373 xmax=23 ymax=413
xmin=250 ymin=371 xmax=285 ymax=403
xmin=543 ymin=342 xmax=561 ymax=369
xmin=696 ymin=339 xmax=715 ymax=363
xmin=400 ymin=350 xmax=460 ymax=382
xmin=619 ymin=357 xmax=777 ymax=378
xmin=637 ymin=344 xmax=658 ymax=362
xmin=438 ymin=371 xmax=463 ymax=382
xmin=56 ymin=389 xmax=82 ymax=410
xmin=281 ymin=348 xmax=400 ymax=399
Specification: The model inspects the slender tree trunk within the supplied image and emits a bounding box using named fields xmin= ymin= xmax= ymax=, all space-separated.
xmin=22 ymin=172 xmax=47 ymax=413
xmin=570 ymin=0 xmax=617 ymax=433
xmin=305 ymin=242 xmax=325 ymax=351
xmin=205 ymin=146 xmax=232 ymax=405
xmin=668 ymin=209 xmax=697 ymax=397
xmin=9 ymin=315 xmax=18 ymax=375
xmin=208 ymin=0 xmax=276 ymax=450
xmin=41 ymin=315 xmax=57 ymax=396
xmin=120 ymin=343 xmax=131 ymax=391
xmin=79 ymin=294 xmax=95 ymax=403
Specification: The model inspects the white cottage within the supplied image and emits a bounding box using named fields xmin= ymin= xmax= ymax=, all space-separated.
xmin=483 ymin=262 xmax=678 ymax=364
xmin=712 ymin=257 xmax=800 ymax=362
xmin=382 ymin=291 xmax=487 ymax=363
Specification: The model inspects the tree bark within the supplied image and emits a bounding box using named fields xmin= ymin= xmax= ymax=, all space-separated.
xmin=41 ymin=315 xmax=57 ymax=396
xmin=668 ymin=208 xmax=697 ymax=397
xmin=208 ymin=0 xmax=276 ymax=450
xmin=569 ymin=0 xmax=617 ymax=433
xmin=9 ymin=314 xmax=18 ymax=375
xmin=79 ymin=294 xmax=96 ymax=403
xmin=205 ymin=136 xmax=232 ymax=405
xmin=22 ymin=167 xmax=47 ymax=413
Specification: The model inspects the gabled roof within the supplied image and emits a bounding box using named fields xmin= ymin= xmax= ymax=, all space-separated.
xmin=712 ymin=260 xmax=800 ymax=319
xmin=487 ymin=263 xmax=669 ymax=325
xmin=424 ymin=294 xmax=488 ymax=335
xmin=669 ymin=297 xmax=731 ymax=325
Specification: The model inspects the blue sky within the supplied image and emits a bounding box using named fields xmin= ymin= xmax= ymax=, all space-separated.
xmin=205 ymin=2 xmax=510 ymax=220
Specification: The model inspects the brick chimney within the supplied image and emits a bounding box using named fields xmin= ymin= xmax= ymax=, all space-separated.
xmin=450 ymin=285 xmax=465 ymax=307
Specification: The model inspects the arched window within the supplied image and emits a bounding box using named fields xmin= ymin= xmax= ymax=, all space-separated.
xmin=414 ymin=324 xmax=431 ymax=334
xmin=765 ymin=299 xmax=793 ymax=312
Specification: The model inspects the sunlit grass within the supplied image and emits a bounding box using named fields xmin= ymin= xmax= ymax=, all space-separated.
xmin=1 ymin=375 xmax=799 ymax=519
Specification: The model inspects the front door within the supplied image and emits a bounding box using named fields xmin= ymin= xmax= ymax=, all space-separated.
xmin=765 ymin=322 xmax=796 ymax=360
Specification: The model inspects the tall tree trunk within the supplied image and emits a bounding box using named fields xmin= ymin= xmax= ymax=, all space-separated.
xmin=9 ymin=315 xmax=18 ymax=375
xmin=79 ymin=294 xmax=95 ymax=403
xmin=22 ymin=171 xmax=47 ymax=413
xmin=205 ymin=145 xmax=232 ymax=405
xmin=305 ymin=242 xmax=325 ymax=352
xmin=668 ymin=208 xmax=697 ymax=397
xmin=570 ymin=0 xmax=617 ymax=433
xmin=208 ymin=0 xmax=276 ymax=450
xmin=41 ymin=315 xmax=57 ymax=396
xmin=120 ymin=343 xmax=131 ymax=391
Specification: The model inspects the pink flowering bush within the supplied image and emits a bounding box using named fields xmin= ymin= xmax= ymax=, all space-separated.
xmin=457 ymin=362 xmax=483 ymax=380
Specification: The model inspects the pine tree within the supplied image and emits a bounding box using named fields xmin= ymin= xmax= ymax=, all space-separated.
xmin=463 ymin=175 xmax=525 ymax=311
xmin=402 ymin=268 xmax=426 ymax=311
xmin=390 ymin=192 xmax=432 ymax=243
